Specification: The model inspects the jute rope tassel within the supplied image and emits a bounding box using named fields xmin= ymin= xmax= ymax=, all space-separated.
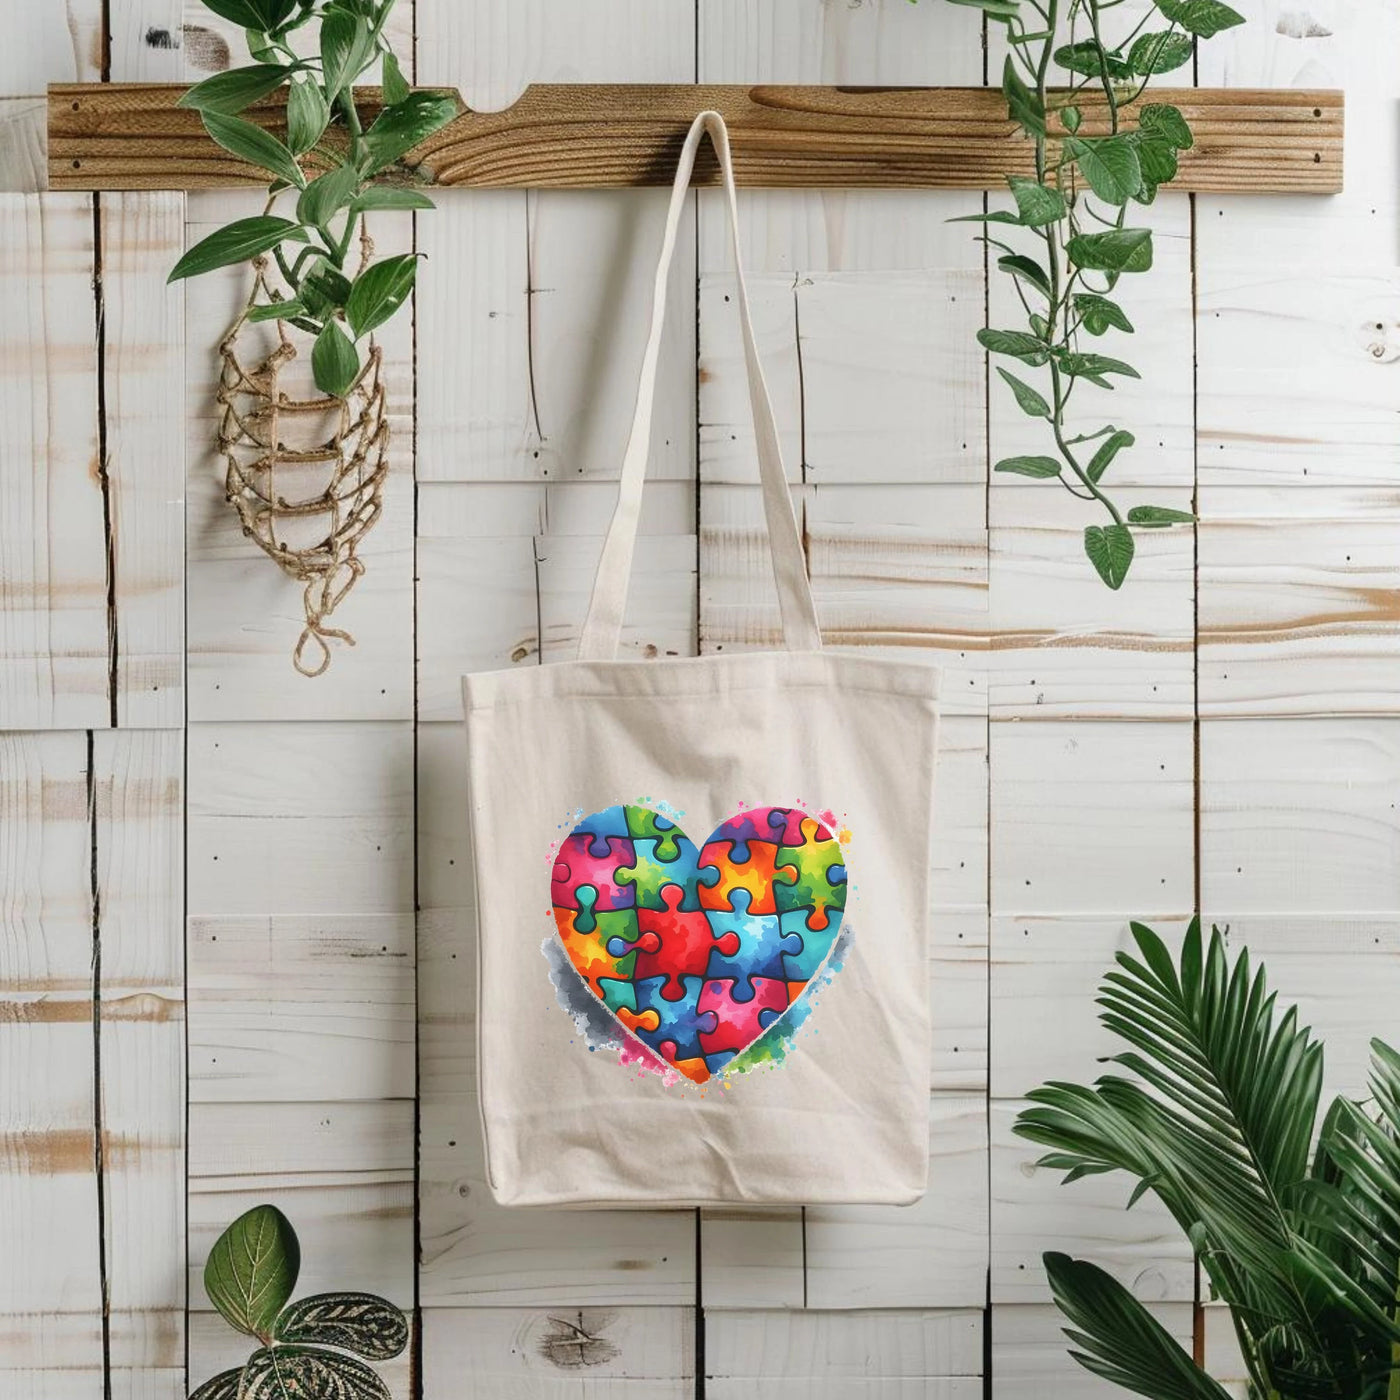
xmin=216 ymin=248 xmax=389 ymax=677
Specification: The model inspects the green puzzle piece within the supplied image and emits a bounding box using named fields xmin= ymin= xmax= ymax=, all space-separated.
xmin=625 ymin=805 xmax=683 ymax=862
xmin=616 ymin=838 xmax=695 ymax=910
xmin=774 ymin=821 xmax=847 ymax=929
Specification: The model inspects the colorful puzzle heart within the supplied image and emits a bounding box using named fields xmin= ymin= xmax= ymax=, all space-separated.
xmin=551 ymin=804 xmax=847 ymax=1084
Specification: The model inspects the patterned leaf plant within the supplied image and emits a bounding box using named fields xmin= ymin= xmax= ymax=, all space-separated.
xmin=168 ymin=0 xmax=455 ymax=397
xmin=190 ymin=1205 xmax=409 ymax=1400
xmin=928 ymin=0 xmax=1242 ymax=587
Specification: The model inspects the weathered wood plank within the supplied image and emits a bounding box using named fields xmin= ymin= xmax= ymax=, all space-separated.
xmin=420 ymin=1306 xmax=693 ymax=1398
xmin=101 ymin=193 xmax=185 ymax=725
xmin=48 ymin=83 xmax=1344 ymax=193
xmin=0 ymin=732 xmax=104 ymax=1384
xmin=0 ymin=197 xmax=108 ymax=729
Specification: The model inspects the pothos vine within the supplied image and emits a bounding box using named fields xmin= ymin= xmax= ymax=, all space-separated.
xmin=936 ymin=0 xmax=1244 ymax=587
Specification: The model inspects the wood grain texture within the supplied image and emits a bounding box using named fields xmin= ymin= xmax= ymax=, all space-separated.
xmin=48 ymin=82 xmax=1344 ymax=193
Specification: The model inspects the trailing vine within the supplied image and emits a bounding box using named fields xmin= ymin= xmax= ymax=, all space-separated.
xmin=938 ymin=0 xmax=1244 ymax=587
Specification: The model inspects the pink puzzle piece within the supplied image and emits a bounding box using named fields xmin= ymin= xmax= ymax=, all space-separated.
xmin=698 ymin=976 xmax=790 ymax=1057
xmin=551 ymin=832 xmax=636 ymax=911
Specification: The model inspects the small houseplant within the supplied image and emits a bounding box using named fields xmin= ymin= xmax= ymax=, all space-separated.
xmin=190 ymin=1204 xmax=408 ymax=1399
xmin=1018 ymin=919 xmax=1400 ymax=1399
xmin=169 ymin=0 xmax=456 ymax=674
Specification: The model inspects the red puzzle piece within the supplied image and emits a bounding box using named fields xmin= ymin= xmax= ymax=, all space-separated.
xmin=632 ymin=884 xmax=740 ymax=999
xmin=551 ymin=832 xmax=636 ymax=911
xmin=697 ymin=976 xmax=790 ymax=1057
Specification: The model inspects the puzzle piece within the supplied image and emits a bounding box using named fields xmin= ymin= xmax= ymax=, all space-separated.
xmin=703 ymin=888 xmax=803 ymax=999
xmin=657 ymin=1040 xmax=710 ymax=1084
xmin=553 ymin=903 xmax=641 ymax=997
xmin=765 ymin=807 xmax=825 ymax=848
xmin=698 ymin=838 xmax=781 ymax=914
xmin=777 ymin=907 xmax=839 ymax=982
xmin=703 ymin=1049 xmax=737 ymax=1076
xmin=698 ymin=976 xmax=789 ymax=1057
xmin=602 ymin=919 xmax=661 ymax=960
xmin=616 ymin=837 xmax=707 ymax=911
xmin=707 ymin=807 xmax=789 ymax=861
xmin=551 ymin=832 xmax=637 ymax=912
xmin=596 ymin=976 xmax=637 ymax=1015
xmin=624 ymin=806 xmax=685 ymax=862
xmin=629 ymin=883 xmax=739 ymax=999
xmin=572 ymin=804 xmax=632 ymax=857
xmin=633 ymin=974 xmax=719 ymax=1061
xmin=774 ymin=817 xmax=847 ymax=931
xmin=617 ymin=1005 xmax=660 ymax=1038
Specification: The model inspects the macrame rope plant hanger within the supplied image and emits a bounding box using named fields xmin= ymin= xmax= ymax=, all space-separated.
xmin=217 ymin=226 xmax=389 ymax=679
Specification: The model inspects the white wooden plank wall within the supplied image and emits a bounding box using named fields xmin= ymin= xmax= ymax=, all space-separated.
xmin=0 ymin=0 xmax=1395 ymax=1395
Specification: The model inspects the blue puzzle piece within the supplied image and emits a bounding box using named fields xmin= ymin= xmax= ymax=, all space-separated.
xmin=779 ymin=907 xmax=839 ymax=982
xmin=704 ymin=1050 xmax=737 ymax=1075
xmin=704 ymin=889 xmax=804 ymax=1000
xmin=573 ymin=804 xmax=631 ymax=858
xmin=633 ymin=974 xmax=719 ymax=1061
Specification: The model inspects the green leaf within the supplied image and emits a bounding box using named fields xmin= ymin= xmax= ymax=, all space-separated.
xmin=947 ymin=209 xmax=1027 ymax=226
xmin=1128 ymin=30 xmax=1194 ymax=74
xmin=995 ymin=455 xmax=1062 ymax=478
xmin=1087 ymin=429 xmax=1134 ymax=482
xmin=1084 ymin=523 xmax=1135 ymax=588
xmin=382 ymin=49 xmax=412 ymax=106
xmin=1059 ymin=104 xmax=1082 ymax=134
xmin=274 ymin=1292 xmax=410 ymax=1359
xmin=1155 ymin=0 xmax=1246 ymax=36
xmin=1007 ymin=174 xmax=1066 ymax=227
xmin=1127 ymin=504 xmax=1195 ymax=525
xmin=997 ymin=253 xmax=1052 ymax=298
xmin=1054 ymin=40 xmax=1132 ymax=79
xmin=996 ymin=366 xmax=1051 ymax=419
xmin=1044 ymin=1254 xmax=1234 ymax=1399
xmin=239 ymin=1347 xmax=391 ymax=1400
xmin=1002 ymin=56 xmax=1046 ymax=136
xmin=301 ymin=263 xmax=353 ymax=316
xmin=177 ymin=64 xmax=291 ymax=116
xmin=201 ymin=109 xmax=305 ymax=188
xmin=312 ymin=319 xmax=361 ymax=396
xmin=979 ymin=327 xmax=1051 ymax=366
xmin=1064 ymin=135 xmax=1142 ymax=205
xmin=362 ymin=92 xmax=459 ymax=174
xmin=1059 ymin=352 xmax=1141 ymax=387
xmin=285 ymin=77 xmax=330 ymax=156
xmin=297 ymin=161 xmax=360 ymax=230
xmin=202 ymin=1204 xmax=300 ymax=1340
xmin=1066 ymin=227 xmax=1153 ymax=273
xmin=1139 ymin=102 xmax=1195 ymax=151
xmin=168 ymin=216 xmax=307 ymax=282
xmin=321 ymin=8 xmax=373 ymax=99
xmin=351 ymin=186 xmax=436 ymax=213
xmin=1073 ymin=294 xmax=1134 ymax=335
xmin=188 ymin=1368 xmax=243 ymax=1400
xmin=198 ymin=0 xmax=282 ymax=27
xmin=347 ymin=252 xmax=419 ymax=337
xmin=246 ymin=299 xmax=307 ymax=323
xmin=1132 ymin=135 xmax=1180 ymax=202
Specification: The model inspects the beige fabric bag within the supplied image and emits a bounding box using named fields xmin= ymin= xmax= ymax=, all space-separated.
xmin=464 ymin=112 xmax=940 ymax=1207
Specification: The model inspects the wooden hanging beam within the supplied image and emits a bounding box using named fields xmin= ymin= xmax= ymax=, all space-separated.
xmin=47 ymin=82 xmax=1342 ymax=194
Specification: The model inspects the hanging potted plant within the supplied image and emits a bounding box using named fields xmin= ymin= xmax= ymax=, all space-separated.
xmin=169 ymin=0 xmax=456 ymax=675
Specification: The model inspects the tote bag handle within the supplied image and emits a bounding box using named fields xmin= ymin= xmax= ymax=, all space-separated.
xmin=577 ymin=110 xmax=823 ymax=662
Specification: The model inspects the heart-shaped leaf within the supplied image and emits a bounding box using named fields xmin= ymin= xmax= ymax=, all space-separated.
xmin=1084 ymin=523 xmax=1136 ymax=589
xmin=997 ymin=254 xmax=1052 ymax=298
xmin=203 ymin=1204 xmax=300 ymax=1340
xmin=1073 ymin=294 xmax=1134 ymax=336
xmin=1128 ymin=30 xmax=1194 ymax=74
xmin=1139 ymin=103 xmax=1194 ymax=151
xmin=1054 ymin=40 xmax=1132 ymax=79
xmin=168 ymin=216 xmax=308 ymax=282
xmin=1066 ymin=228 xmax=1153 ymax=273
xmin=1154 ymin=0 xmax=1246 ymax=37
xmin=240 ymin=1346 xmax=391 ymax=1400
xmin=1007 ymin=175 xmax=1067 ymax=227
xmin=1065 ymin=135 xmax=1143 ymax=206
xmin=275 ymin=1292 xmax=410 ymax=1359
xmin=178 ymin=64 xmax=291 ymax=116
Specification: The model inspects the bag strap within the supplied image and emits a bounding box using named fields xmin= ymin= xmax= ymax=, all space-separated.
xmin=577 ymin=110 xmax=822 ymax=661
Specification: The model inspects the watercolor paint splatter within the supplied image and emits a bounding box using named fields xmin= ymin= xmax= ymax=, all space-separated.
xmin=545 ymin=802 xmax=851 ymax=1087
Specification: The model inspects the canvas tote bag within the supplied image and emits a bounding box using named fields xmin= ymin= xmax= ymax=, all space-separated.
xmin=464 ymin=111 xmax=941 ymax=1207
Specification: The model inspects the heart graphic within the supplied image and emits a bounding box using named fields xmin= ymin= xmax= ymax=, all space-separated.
xmin=551 ymin=804 xmax=847 ymax=1083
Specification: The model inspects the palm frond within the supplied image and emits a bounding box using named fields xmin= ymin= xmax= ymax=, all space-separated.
xmin=1043 ymin=1252 xmax=1233 ymax=1400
